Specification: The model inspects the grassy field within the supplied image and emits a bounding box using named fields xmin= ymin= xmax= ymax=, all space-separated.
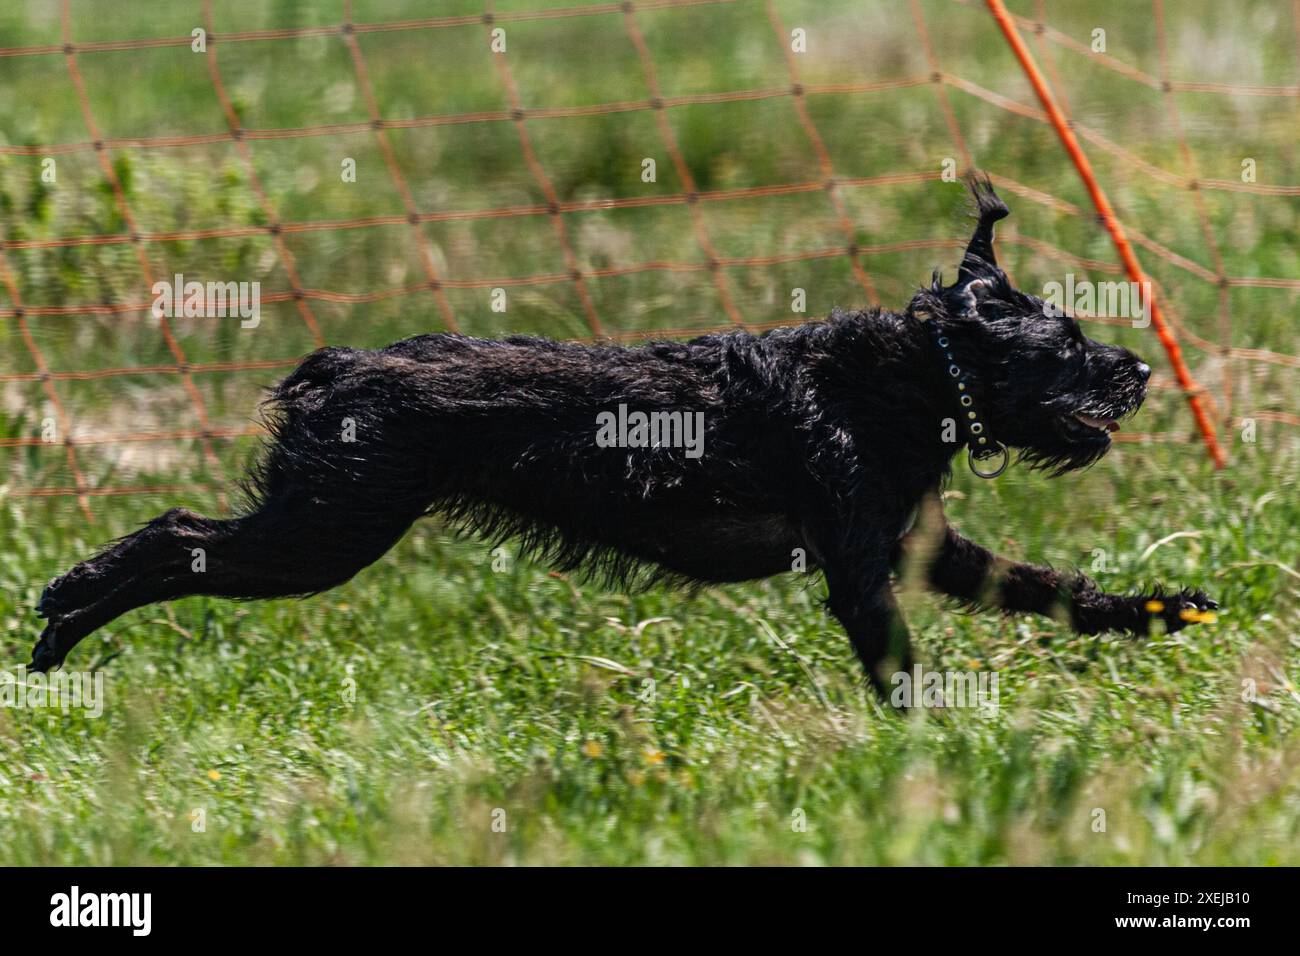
xmin=1 ymin=0 xmax=1298 ymax=864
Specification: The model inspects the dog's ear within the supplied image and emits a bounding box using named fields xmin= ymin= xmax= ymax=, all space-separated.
xmin=956 ymin=173 xmax=1010 ymax=287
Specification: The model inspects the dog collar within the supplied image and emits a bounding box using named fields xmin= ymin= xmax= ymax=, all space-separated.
xmin=930 ymin=324 xmax=1010 ymax=479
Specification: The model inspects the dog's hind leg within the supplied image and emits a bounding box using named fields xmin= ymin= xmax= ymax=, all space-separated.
xmin=33 ymin=501 xmax=421 ymax=671
xmin=921 ymin=524 xmax=1217 ymax=637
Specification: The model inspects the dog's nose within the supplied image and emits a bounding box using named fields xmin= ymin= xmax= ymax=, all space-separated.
xmin=1136 ymin=362 xmax=1151 ymax=382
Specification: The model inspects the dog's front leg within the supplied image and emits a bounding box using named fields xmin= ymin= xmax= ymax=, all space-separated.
xmin=818 ymin=548 xmax=915 ymax=701
xmin=923 ymin=524 xmax=1217 ymax=637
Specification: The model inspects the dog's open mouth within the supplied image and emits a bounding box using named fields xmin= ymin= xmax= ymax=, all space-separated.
xmin=1072 ymin=412 xmax=1120 ymax=434
xmin=1058 ymin=409 xmax=1125 ymax=443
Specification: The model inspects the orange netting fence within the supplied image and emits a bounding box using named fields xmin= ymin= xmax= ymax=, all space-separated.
xmin=2 ymin=0 xmax=1298 ymax=522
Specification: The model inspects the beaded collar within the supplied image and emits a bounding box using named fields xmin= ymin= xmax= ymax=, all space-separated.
xmin=931 ymin=324 xmax=1010 ymax=479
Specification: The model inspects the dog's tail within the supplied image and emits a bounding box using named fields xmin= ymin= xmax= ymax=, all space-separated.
xmin=240 ymin=346 xmax=369 ymax=510
xmin=270 ymin=346 xmax=366 ymax=402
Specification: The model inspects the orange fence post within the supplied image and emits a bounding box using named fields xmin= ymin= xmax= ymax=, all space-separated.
xmin=985 ymin=0 xmax=1227 ymax=468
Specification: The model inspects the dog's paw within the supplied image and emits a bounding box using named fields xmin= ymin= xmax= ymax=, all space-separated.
xmin=30 ymin=620 xmax=68 ymax=673
xmin=1143 ymin=588 xmax=1218 ymax=634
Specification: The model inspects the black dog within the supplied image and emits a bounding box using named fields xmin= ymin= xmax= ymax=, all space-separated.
xmin=32 ymin=178 xmax=1215 ymax=694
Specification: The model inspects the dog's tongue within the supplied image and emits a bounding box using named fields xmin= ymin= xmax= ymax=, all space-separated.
xmin=1076 ymin=412 xmax=1120 ymax=432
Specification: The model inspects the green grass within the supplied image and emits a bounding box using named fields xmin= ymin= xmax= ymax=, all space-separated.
xmin=1 ymin=0 xmax=1298 ymax=864
xmin=2 ymin=445 xmax=1298 ymax=865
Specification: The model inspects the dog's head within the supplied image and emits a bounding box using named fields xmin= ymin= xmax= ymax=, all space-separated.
xmin=911 ymin=177 xmax=1151 ymax=474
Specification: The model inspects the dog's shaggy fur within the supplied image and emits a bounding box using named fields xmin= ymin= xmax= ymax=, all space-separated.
xmin=32 ymin=179 xmax=1214 ymax=695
